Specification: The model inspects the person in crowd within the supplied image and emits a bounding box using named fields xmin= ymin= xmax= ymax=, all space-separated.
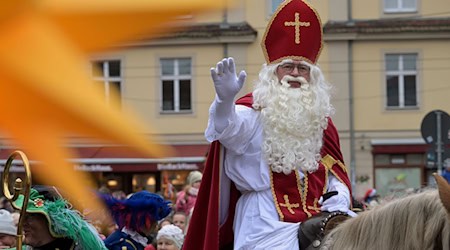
xmin=111 ymin=190 xmax=126 ymax=200
xmin=10 ymin=212 xmax=20 ymax=227
xmin=0 ymin=209 xmax=17 ymax=249
xmin=91 ymin=220 xmax=107 ymax=240
xmin=12 ymin=185 xmax=106 ymax=250
xmin=162 ymin=174 xmax=177 ymax=204
xmin=442 ymin=164 xmax=450 ymax=183
xmin=363 ymin=188 xmax=379 ymax=208
xmin=144 ymin=217 xmax=175 ymax=250
xmin=103 ymin=191 xmax=172 ymax=250
xmin=171 ymin=212 xmax=187 ymax=234
xmin=156 ymin=225 xmax=184 ymax=250
xmin=184 ymin=1 xmax=354 ymax=249
xmin=183 ymin=207 xmax=195 ymax=236
xmin=175 ymin=171 xmax=202 ymax=215
xmin=158 ymin=218 xmax=173 ymax=231
xmin=97 ymin=185 xmax=111 ymax=195
xmin=0 ymin=198 xmax=13 ymax=213
xmin=83 ymin=201 xmax=118 ymax=240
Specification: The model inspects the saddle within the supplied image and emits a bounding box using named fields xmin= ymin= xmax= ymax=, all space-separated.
xmin=298 ymin=211 xmax=349 ymax=250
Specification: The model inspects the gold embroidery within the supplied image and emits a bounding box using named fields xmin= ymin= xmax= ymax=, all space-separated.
xmin=302 ymin=173 xmax=312 ymax=217
xmin=295 ymin=170 xmax=304 ymax=201
xmin=323 ymin=168 xmax=329 ymax=194
xmin=270 ymin=170 xmax=284 ymax=220
xmin=321 ymin=154 xmax=352 ymax=208
xmin=307 ymin=198 xmax=321 ymax=212
xmin=271 ymin=163 xmax=331 ymax=220
xmin=284 ymin=12 xmax=310 ymax=44
xmin=321 ymin=154 xmax=348 ymax=173
xmin=329 ymin=169 xmax=346 ymax=189
xmin=321 ymin=154 xmax=335 ymax=170
xmin=280 ymin=194 xmax=300 ymax=214
xmin=124 ymin=239 xmax=138 ymax=250
xmin=337 ymin=160 xmax=348 ymax=173
xmin=322 ymin=155 xmax=349 ymax=189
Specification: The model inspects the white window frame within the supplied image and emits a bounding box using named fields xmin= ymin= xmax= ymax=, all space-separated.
xmin=267 ymin=0 xmax=285 ymax=17
xmin=91 ymin=60 xmax=121 ymax=105
xmin=385 ymin=53 xmax=418 ymax=109
xmin=160 ymin=58 xmax=192 ymax=113
xmin=384 ymin=0 xmax=417 ymax=13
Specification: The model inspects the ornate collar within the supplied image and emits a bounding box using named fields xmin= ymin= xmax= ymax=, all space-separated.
xmin=122 ymin=228 xmax=148 ymax=247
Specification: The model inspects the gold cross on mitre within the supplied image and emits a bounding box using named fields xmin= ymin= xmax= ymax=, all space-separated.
xmin=284 ymin=12 xmax=310 ymax=44
xmin=280 ymin=194 xmax=300 ymax=214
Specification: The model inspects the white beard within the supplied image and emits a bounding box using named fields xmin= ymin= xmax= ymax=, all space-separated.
xmin=253 ymin=67 xmax=333 ymax=175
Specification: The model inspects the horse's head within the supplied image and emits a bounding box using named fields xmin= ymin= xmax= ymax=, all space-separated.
xmin=434 ymin=173 xmax=450 ymax=215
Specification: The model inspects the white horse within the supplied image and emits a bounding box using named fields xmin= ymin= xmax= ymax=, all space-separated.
xmin=321 ymin=174 xmax=450 ymax=250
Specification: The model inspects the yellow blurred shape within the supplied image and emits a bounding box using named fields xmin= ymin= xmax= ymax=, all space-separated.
xmin=0 ymin=0 xmax=234 ymax=210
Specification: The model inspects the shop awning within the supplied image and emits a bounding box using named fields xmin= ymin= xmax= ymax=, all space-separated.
xmin=371 ymin=138 xmax=428 ymax=154
xmin=0 ymin=144 xmax=210 ymax=172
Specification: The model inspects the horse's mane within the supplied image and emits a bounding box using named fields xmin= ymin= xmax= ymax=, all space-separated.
xmin=321 ymin=190 xmax=450 ymax=250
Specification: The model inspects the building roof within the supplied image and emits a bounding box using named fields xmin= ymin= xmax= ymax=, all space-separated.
xmin=157 ymin=22 xmax=258 ymax=39
xmin=324 ymin=17 xmax=450 ymax=34
xmin=123 ymin=22 xmax=258 ymax=46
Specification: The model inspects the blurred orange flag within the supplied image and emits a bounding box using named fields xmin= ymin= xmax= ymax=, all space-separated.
xmin=0 ymin=1 xmax=232 ymax=209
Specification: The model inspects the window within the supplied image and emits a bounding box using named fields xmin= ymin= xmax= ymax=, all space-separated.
xmin=374 ymin=153 xmax=424 ymax=166
xmin=391 ymin=154 xmax=406 ymax=164
xmin=91 ymin=60 xmax=121 ymax=106
xmin=269 ymin=0 xmax=285 ymax=15
xmin=375 ymin=168 xmax=421 ymax=197
xmin=160 ymin=58 xmax=192 ymax=112
xmin=373 ymin=153 xmax=425 ymax=196
xmin=406 ymin=154 xmax=424 ymax=165
xmin=374 ymin=154 xmax=390 ymax=165
xmin=132 ymin=174 xmax=157 ymax=193
xmin=385 ymin=54 xmax=418 ymax=108
xmin=384 ymin=0 xmax=417 ymax=13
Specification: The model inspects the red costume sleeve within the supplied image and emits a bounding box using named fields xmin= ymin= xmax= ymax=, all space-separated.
xmin=182 ymin=140 xmax=240 ymax=249
xmin=183 ymin=94 xmax=251 ymax=250
xmin=321 ymin=118 xmax=352 ymax=197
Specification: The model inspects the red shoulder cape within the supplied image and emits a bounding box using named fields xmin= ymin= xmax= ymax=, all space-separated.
xmin=183 ymin=93 xmax=351 ymax=250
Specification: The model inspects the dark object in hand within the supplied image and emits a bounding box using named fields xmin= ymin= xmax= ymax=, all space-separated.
xmin=322 ymin=191 xmax=338 ymax=202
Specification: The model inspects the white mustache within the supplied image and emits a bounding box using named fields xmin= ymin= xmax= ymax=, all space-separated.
xmin=280 ymin=75 xmax=308 ymax=87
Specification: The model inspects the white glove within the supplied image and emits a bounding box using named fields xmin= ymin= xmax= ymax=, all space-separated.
xmin=319 ymin=192 xmax=350 ymax=213
xmin=211 ymin=57 xmax=246 ymax=103
xmin=210 ymin=58 xmax=246 ymax=132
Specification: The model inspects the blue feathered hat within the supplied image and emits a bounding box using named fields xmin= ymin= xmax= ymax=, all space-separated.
xmin=102 ymin=191 xmax=171 ymax=232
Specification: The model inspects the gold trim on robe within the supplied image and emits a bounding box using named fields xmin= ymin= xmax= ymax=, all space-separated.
xmin=270 ymin=154 xmax=347 ymax=222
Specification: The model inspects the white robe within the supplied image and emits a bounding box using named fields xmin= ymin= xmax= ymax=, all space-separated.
xmin=205 ymin=101 xmax=351 ymax=250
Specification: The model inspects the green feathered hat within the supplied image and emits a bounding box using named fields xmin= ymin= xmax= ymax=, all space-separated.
xmin=12 ymin=186 xmax=106 ymax=250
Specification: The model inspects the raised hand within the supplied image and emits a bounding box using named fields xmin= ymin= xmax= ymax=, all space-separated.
xmin=210 ymin=57 xmax=247 ymax=103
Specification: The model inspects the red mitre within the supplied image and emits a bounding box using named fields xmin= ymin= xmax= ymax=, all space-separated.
xmin=261 ymin=0 xmax=323 ymax=65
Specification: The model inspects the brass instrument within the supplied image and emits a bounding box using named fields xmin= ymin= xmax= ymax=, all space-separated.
xmin=2 ymin=150 xmax=32 ymax=250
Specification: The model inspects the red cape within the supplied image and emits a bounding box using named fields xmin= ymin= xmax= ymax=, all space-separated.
xmin=183 ymin=93 xmax=351 ymax=250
